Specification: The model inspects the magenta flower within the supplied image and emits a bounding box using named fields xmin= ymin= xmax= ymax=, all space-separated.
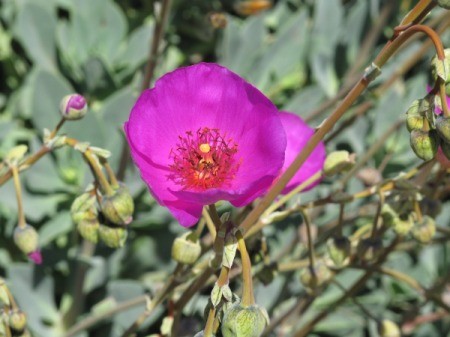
xmin=278 ymin=111 xmax=326 ymax=194
xmin=125 ymin=63 xmax=287 ymax=227
xmin=28 ymin=250 xmax=42 ymax=265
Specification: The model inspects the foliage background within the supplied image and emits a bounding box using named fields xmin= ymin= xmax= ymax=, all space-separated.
xmin=0 ymin=0 xmax=450 ymax=336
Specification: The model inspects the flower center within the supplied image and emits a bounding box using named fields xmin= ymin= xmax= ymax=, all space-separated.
xmin=168 ymin=127 xmax=239 ymax=190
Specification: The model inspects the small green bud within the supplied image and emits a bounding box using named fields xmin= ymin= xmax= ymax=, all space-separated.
xmin=436 ymin=115 xmax=450 ymax=144
xmin=171 ymin=232 xmax=201 ymax=265
xmin=59 ymin=94 xmax=87 ymax=120
xmin=405 ymin=100 xmax=426 ymax=132
xmin=392 ymin=214 xmax=414 ymax=236
xmin=323 ymin=151 xmax=355 ymax=176
xmin=326 ymin=236 xmax=351 ymax=268
xmin=356 ymin=238 xmax=383 ymax=263
xmin=299 ymin=262 xmax=331 ymax=293
xmin=221 ymin=303 xmax=268 ymax=337
xmin=77 ymin=219 xmax=100 ymax=243
xmin=381 ymin=204 xmax=399 ymax=227
xmin=412 ymin=215 xmax=436 ymax=244
xmin=13 ymin=225 xmax=39 ymax=255
xmin=0 ymin=278 xmax=10 ymax=306
xmin=8 ymin=309 xmax=27 ymax=333
xmin=98 ymin=224 xmax=127 ymax=248
xmin=410 ymin=129 xmax=438 ymax=161
xmin=71 ymin=192 xmax=97 ymax=224
xmin=431 ymin=49 xmax=450 ymax=81
xmin=377 ymin=319 xmax=401 ymax=337
xmin=101 ymin=184 xmax=134 ymax=225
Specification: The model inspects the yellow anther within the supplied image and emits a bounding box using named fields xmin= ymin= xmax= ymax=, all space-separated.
xmin=199 ymin=143 xmax=211 ymax=153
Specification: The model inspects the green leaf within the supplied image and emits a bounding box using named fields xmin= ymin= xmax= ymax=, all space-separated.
xmin=13 ymin=3 xmax=57 ymax=71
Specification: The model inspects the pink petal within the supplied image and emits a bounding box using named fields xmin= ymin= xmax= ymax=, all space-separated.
xmin=28 ymin=250 xmax=43 ymax=264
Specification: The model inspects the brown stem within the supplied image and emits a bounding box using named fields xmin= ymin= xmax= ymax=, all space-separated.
xmin=10 ymin=165 xmax=26 ymax=228
xmin=236 ymin=230 xmax=255 ymax=306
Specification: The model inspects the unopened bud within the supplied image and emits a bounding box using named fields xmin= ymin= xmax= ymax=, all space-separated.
xmin=405 ymin=100 xmax=426 ymax=132
xmin=0 ymin=278 xmax=10 ymax=306
xmin=71 ymin=192 xmax=97 ymax=224
xmin=77 ymin=219 xmax=100 ymax=243
xmin=392 ymin=214 xmax=414 ymax=236
xmin=377 ymin=319 xmax=401 ymax=337
xmin=436 ymin=116 xmax=450 ymax=144
xmin=356 ymin=238 xmax=383 ymax=263
xmin=326 ymin=236 xmax=351 ymax=268
xmin=98 ymin=225 xmax=127 ymax=248
xmin=299 ymin=262 xmax=331 ymax=293
xmin=101 ymin=184 xmax=134 ymax=225
xmin=410 ymin=129 xmax=438 ymax=161
xmin=324 ymin=151 xmax=355 ymax=176
xmin=221 ymin=303 xmax=268 ymax=337
xmin=8 ymin=309 xmax=27 ymax=333
xmin=381 ymin=204 xmax=399 ymax=227
xmin=171 ymin=232 xmax=202 ymax=265
xmin=14 ymin=225 xmax=39 ymax=255
xmin=412 ymin=215 xmax=436 ymax=244
xmin=59 ymin=94 xmax=87 ymax=120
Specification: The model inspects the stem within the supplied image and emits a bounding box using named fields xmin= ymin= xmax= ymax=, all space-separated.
xmin=300 ymin=209 xmax=315 ymax=268
xmin=400 ymin=0 xmax=435 ymax=25
xmin=208 ymin=204 xmax=221 ymax=229
xmin=49 ymin=118 xmax=66 ymax=138
xmin=202 ymin=207 xmax=217 ymax=240
xmin=439 ymin=82 xmax=450 ymax=117
xmin=337 ymin=203 xmax=345 ymax=236
xmin=101 ymin=158 xmax=119 ymax=188
xmin=117 ymin=0 xmax=173 ymax=180
xmin=64 ymin=138 xmax=114 ymax=196
xmin=10 ymin=165 xmax=26 ymax=229
xmin=203 ymin=307 xmax=216 ymax=337
xmin=371 ymin=190 xmax=384 ymax=239
xmin=236 ymin=230 xmax=255 ymax=306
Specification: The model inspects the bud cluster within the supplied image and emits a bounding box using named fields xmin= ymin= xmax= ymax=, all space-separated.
xmin=0 ymin=278 xmax=31 ymax=337
xmin=71 ymin=183 xmax=134 ymax=248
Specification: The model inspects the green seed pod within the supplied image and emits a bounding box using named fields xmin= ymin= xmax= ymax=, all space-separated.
xmin=101 ymin=184 xmax=134 ymax=226
xmin=356 ymin=238 xmax=383 ymax=263
xmin=405 ymin=100 xmax=426 ymax=132
xmin=299 ymin=262 xmax=331 ymax=293
xmin=71 ymin=192 xmax=97 ymax=224
xmin=410 ymin=129 xmax=438 ymax=161
xmin=13 ymin=225 xmax=39 ymax=255
xmin=98 ymin=225 xmax=127 ymax=248
xmin=381 ymin=204 xmax=399 ymax=227
xmin=59 ymin=94 xmax=87 ymax=120
xmin=436 ymin=116 xmax=450 ymax=144
xmin=412 ymin=215 xmax=436 ymax=244
xmin=392 ymin=214 xmax=414 ymax=236
xmin=8 ymin=309 xmax=27 ymax=333
xmin=221 ymin=303 xmax=268 ymax=337
xmin=0 ymin=278 xmax=10 ymax=306
xmin=77 ymin=219 xmax=100 ymax=243
xmin=171 ymin=232 xmax=202 ymax=265
xmin=326 ymin=236 xmax=351 ymax=268
xmin=323 ymin=151 xmax=355 ymax=176
xmin=377 ymin=319 xmax=401 ymax=337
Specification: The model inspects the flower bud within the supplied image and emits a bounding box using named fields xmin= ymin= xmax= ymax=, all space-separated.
xmin=59 ymin=94 xmax=87 ymax=120
xmin=98 ymin=224 xmax=127 ymax=248
xmin=299 ymin=262 xmax=331 ymax=293
xmin=436 ymin=115 xmax=450 ymax=144
xmin=323 ymin=151 xmax=355 ymax=176
xmin=405 ymin=100 xmax=426 ymax=132
xmin=77 ymin=219 xmax=100 ymax=243
xmin=14 ymin=225 xmax=39 ymax=255
xmin=392 ymin=214 xmax=414 ymax=235
xmin=377 ymin=319 xmax=401 ymax=337
xmin=171 ymin=232 xmax=202 ymax=265
xmin=381 ymin=204 xmax=399 ymax=227
xmin=409 ymin=129 xmax=438 ymax=161
xmin=326 ymin=236 xmax=351 ymax=268
xmin=356 ymin=238 xmax=383 ymax=263
xmin=8 ymin=309 xmax=27 ymax=333
xmin=221 ymin=303 xmax=268 ymax=337
xmin=101 ymin=184 xmax=134 ymax=226
xmin=0 ymin=278 xmax=10 ymax=306
xmin=71 ymin=192 xmax=97 ymax=224
xmin=412 ymin=215 xmax=436 ymax=244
